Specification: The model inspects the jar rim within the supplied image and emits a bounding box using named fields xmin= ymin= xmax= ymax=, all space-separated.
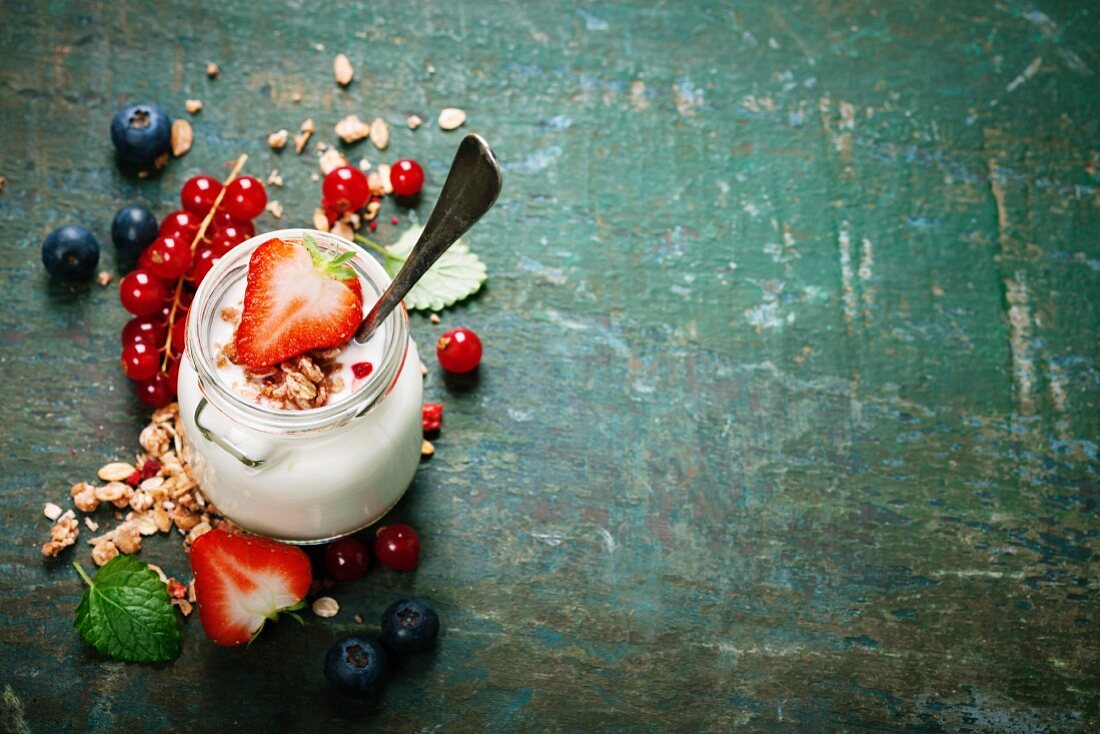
xmin=184 ymin=228 xmax=409 ymax=434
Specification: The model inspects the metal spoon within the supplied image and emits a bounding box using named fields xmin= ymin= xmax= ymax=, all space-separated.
xmin=354 ymin=133 xmax=503 ymax=344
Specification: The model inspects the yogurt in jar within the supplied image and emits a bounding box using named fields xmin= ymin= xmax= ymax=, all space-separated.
xmin=177 ymin=228 xmax=423 ymax=543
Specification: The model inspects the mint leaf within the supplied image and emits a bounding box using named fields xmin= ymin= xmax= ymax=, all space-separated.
xmin=359 ymin=226 xmax=487 ymax=312
xmin=73 ymin=556 xmax=181 ymax=664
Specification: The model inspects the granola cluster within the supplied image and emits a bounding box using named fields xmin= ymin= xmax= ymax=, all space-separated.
xmin=215 ymin=306 xmax=346 ymax=410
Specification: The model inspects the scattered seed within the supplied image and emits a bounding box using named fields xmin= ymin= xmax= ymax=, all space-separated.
xmin=98 ymin=462 xmax=137 ymax=482
xmin=429 ymin=313 xmax=441 ymax=324
xmin=43 ymin=502 xmax=62 ymax=521
xmin=420 ymin=362 xmax=428 ymax=377
xmin=364 ymin=200 xmax=382 ymax=221
xmin=265 ymin=200 xmax=284 ymax=219
xmin=154 ymin=152 xmax=170 ymax=170
xmin=333 ymin=54 xmax=354 ymax=86
xmin=184 ymin=99 xmax=203 ymax=114
xmin=170 ymin=119 xmax=193 ymax=157
xmin=267 ymin=169 xmax=283 ymax=187
xmin=426 ymin=63 xmax=436 ymax=74
xmin=368 ymin=220 xmax=378 ymax=232
xmin=84 ymin=517 xmax=99 ymax=532
xmin=310 ymin=172 xmax=320 ymax=182
xmin=206 ymin=61 xmax=220 ymax=78
xmin=334 ymin=114 xmax=370 ymax=144
xmin=0 ymin=176 xmax=6 ymax=194
xmin=406 ymin=114 xmax=423 ymax=130
xmin=421 ymin=439 xmax=435 ymax=457
xmin=439 ymin=107 xmax=466 ymax=130
xmin=312 ymin=596 xmax=340 ymax=618
xmin=369 ymin=117 xmax=389 ymax=151
xmin=353 ymin=613 xmax=363 ymax=624
xmin=268 ymin=129 xmax=289 ymax=150
xmin=292 ymin=91 xmax=302 ymax=103
xmin=390 ymin=216 xmax=399 ymax=225
xmin=97 ymin=271 xmax=113 ymax=287
xmin=295 ymin=119 xmax=315 ymax=154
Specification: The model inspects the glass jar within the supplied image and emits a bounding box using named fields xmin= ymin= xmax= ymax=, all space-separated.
xmin=177 ymin=228 xmax=422 ymax=543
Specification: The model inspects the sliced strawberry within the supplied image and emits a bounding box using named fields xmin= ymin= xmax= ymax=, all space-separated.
xmin=235 ymin=236 xmax=364 ymax=368
xmin=189 ymin=529 xmax=312 ymax=647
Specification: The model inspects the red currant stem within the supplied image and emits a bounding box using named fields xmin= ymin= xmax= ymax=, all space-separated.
xmin=160 ymin=154 xmax=250 ymax=371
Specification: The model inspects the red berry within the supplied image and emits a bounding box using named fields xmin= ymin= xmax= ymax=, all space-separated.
xmin=124 ymin=470 xmax=142 ymax=487
xmin=351 ymin=361 xmax=373 ymax=380
xmin=422 ymin=402 xmax=443 ymax=433
xmin=222 ymin=176 xmax=267 ymax=221
xmin=166 ymin=358 xmax=181 ymax=392
xmin=135 ymin=371 xmax=175 ymax=408
xmin=119 ymin=269 xmax=168 ymax=316
xmin=145 ymin=236 xmax=192 ymax=280
xmin=208 ymin=209 xmax=255 ymax=237
xmin=209 ymin=223 xmax=251 ymax=254
xmin=171 ymin=314 xmax=188 ymax=354
xmin=436 ymin=327 xmax=482 ymax=373
xmin=159 ymin=210 xmax=200 ymax=244
xmin=374 ymin=523 xmax=420 ymax=572
xmin=121 ymin=315 xmax=167 ymax=347
xmin=121 ymin=341 xmax=160 ymax=381
xmin=187 ymin=245 xmax=220 ymax=286
xmin=322 ymin=166 xmax=370 ymax=213
xmin=141 ymin=459 xmax=161 ymax=479
xmin=181 ymin=175 xmax=223 ymax=216
xmin=324 ymin=537 xmax=370 ymax=582
xmin=391 ymin=159 xmax=424 ymax=198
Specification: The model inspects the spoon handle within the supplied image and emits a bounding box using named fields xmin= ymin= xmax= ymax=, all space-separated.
xmin=354 ymin=133 xmax=502 ymax=343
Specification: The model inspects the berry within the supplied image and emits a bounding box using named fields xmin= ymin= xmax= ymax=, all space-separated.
xmin=180 ymin=174 xmax=223 ymax=216
xmin=121 ymin=315 xmax=168 ymax=347
xmin=374 ymin=523 xmax=420 ymax=572
xmin=110 ymin=103 xmax=172 ymax=165
xmin=324 ymin=636 xmax=389 ymax=698
xmin=209 ymin=209 xmax=255 ymax=236
xmin=145 ymin=236 xmax=192 ymax=280
xmin=209 ymin=223 xmax=251 ymax=255
xmin=166 ymin=357 xmax=181 ymax=391
xmin=140 ymin=459 xmax=161 ymax=479
xmin=135 ymin=371 xmax=175 ymax=408
xmin=222 ymin=176 xmax=267 ymax=221
xmin=351 ymin=361 xmax=373 ymax=380
xmin=422 ymin=402 xmax=443 ymax=433
xmin=380 ymin=598 xmax=439 ymax=654
xmin=119 ymin=269 xmax=167 ymax=316
xmin=189 ymin=529 xmax=312 ymax=647
xmin=171 ymin=313 xmax=188 ymax=354
xmin=159 ymin=210 xmax=201 ymax=244
xmin=436 ymin=327 xmax=482 ymax=373
xmin=121 ymin=341 xmax=160 ymax=381
xmin=41 ymin=225 xmax=100 ymax=283
xmin=324 ymin=537 xmax=370 ymax=582
xmin=111 ymin=205 xmax=159 ymax=260
xmin=322 ymin=166 xmax=370 ymax=213
xmin=391 ymin=159 xmax=424 ymax=198
xmin=234 ymin=237 xmax=363 ymax=368
xmin=187 ymin=245 xmax=220 ymax=286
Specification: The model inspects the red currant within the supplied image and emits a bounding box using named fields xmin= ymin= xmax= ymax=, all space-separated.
xmin=322 ymin=166 xmax=370 ymax=213
xmin=391 ymin=159 xmax=424 ymax=198
xmin=171 ymin=313 xmax=188 ymax=354
xmin=180 ymin=174 xmax=223 ymax=216
xmin=436 ymin=327 xmax=482 ymax=373
xmin=209 ymin=223 xmax=251 ymax=254
xmin=222 ymin=176 xmax=267 ymax=220
xmin=159 ymin=210 xmax=200 ymax=244
xmin=324 ymin=537 xmax=370 ymax=582
xmin=121 ymin=341 xmax=160 ymax=381
xmin=145 ymin=236 xmax=192 ymax=280
xmin=166 ymin=357 xmax=181 ymax=392
xmin=121 ymin=315 xmax=168 ymax=347
xmin=135 ymin=371 xmax=175 ymax=408
xmin=187 ymin=245 xmax=220 ymax=286
xmin=375 ymin=523 xmax=420 ymax=572
xmin=119 ymin=269 xmax=168 ymax=317
xmin=208 ymin=209 xmax=255 ymax=237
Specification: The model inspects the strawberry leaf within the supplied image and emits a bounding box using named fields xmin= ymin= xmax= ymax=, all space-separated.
xmin=357 ymin=226 xmax=487 ymax=312
xmin=73 ymin=556 xmax=181 ymax=664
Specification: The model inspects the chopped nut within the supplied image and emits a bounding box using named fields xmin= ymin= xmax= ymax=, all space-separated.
xmin=206 ymin=61 xmax=220 ymax=78
xmin=267 ymin=169 xmax=283 ymax=186
xmin=268 ymin=129 xmax=289 ymax=150
xmin=91 ymin=538 xmax=119 ymax=566
xmin=421 ymin=439 xmax=435 ymax=457
xmin=43 ymin=502 xmax=62 ymax=521
xmin=312 ymin=208 xmax=331 ymax=232
xmin=407 ymin=114 xmax=423 ymax=130
xmin=114 ymin=522 xmax=142 ymax=554
xmin=369 ymin=117 xmax=389 ymax=150
xmin=318 ymin=147 xmax=347 ymax=175
xmin=72 ymin=484 xmax=100 ymax=513
xmin=154 ymin=506 xmax=173 ymax=533
xmin=186 ymin=521 xmax=212 ymax=544
xmin=295 ymin=119 xmax=315 ymax=154
xmin=97 ymin=271 xmax=113 ymax=287
xmin=171 ymin=119 xmax=193 ymax=157
xmin=84 ymin=517 xmax=99 ymax=532
xmin=132 ymin=513 xmax=159 ymax=536
xmin=171 ymin=506 xmax=202 ymax=532
xmin=438 ymin=107 xmax=467 ymax=131
xmin=130 ymin=490 xmax=153 ymax=512
xmin=140 ymin=424 xmax=171 ymax=456
xmin=41 ymin=513 xmax=79 ymax=557
xmin=335 ymin=115 xmax=370 ymax=144
xmin=312 ymin=596 xmax=339 ymax=618
xmin=174 ymin=598 xmax=194 ymax=616
xmin=364 ymin=200 xmax=382 ymax=221
xmin=333 ymin=54 xmax=354 ymax=86
xmin=94 ymin=481 xmax=128 ymax=503
xmin=292 ymin=91 xmax=302 ymax=103
xmin=185 ymin=99 xmax=203 ymax=114
xmin=429 ymin=313 xmax=441 ymax=324
xmin=98 ymin=462 xmax=137 ymax=482
xmin=265 ymin=200 xmax=284 ymax=219
xmin=376 ymin=163 xmax=393 ymax=194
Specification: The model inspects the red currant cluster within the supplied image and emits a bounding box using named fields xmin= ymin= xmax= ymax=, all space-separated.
xmin=118 ymin=170 xmax=268 ymax=408
xmin=319 ymin=158 xmax=423 ymax=228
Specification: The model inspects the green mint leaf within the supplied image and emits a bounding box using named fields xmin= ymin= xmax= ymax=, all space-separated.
xmin=73 ymin=556 xmax=181 ymax=664
xmin=379 ymin=225 xmax=487 ymax=311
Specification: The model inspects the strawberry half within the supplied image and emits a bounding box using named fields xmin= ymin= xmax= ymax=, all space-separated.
xmin=235 ymin=236 xmax=364 ymax=368
xmin=189 ymin=529 xmax=312 ymax=647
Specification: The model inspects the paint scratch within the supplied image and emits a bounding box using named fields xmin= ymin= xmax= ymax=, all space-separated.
xmin=1005 ymin=275 xmax=1036 ymax=416
xmin=630 ymin=80 xmax=650 ymax=111
xmin=1005 ymin=57 xmax=1042 ymax=92
xmin=838 ymin=224 xmax=856 ymax=326
xmin=597 ymin=527 xmax=616 ymax=553
xmin=1 ymin=685 xmax=31 ymax=734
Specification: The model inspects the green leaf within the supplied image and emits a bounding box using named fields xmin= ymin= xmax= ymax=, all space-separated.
xmin=362 ymin=225 xmax=487 ymax=312
xmin=73 ymin=556 xmax=181 ymax=664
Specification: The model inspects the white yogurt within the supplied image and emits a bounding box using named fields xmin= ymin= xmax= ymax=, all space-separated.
xmin=176 ymin=229 xmax=423 ymax=543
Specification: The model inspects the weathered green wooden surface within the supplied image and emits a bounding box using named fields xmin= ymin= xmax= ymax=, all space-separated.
xmin=1 ymin=1 xmax=1098 ymax=731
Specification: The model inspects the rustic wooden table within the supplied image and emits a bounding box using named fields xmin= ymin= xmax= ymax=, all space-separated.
xmin=2 ymin=1 xmax=1098 ymax=731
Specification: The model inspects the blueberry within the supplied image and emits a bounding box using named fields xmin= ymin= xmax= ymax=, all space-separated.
xmin=324 ymin=635 xmax=389 ymax=697
xmin=111 ymin=205 xmax=159 ymax=259
xmin=110 ymin=103 xmax=171 ymax=165
xmin=42 ymin=225 xmax=100 ymax=283
xmin=380 ymin=597 xmax=439 ymax=654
